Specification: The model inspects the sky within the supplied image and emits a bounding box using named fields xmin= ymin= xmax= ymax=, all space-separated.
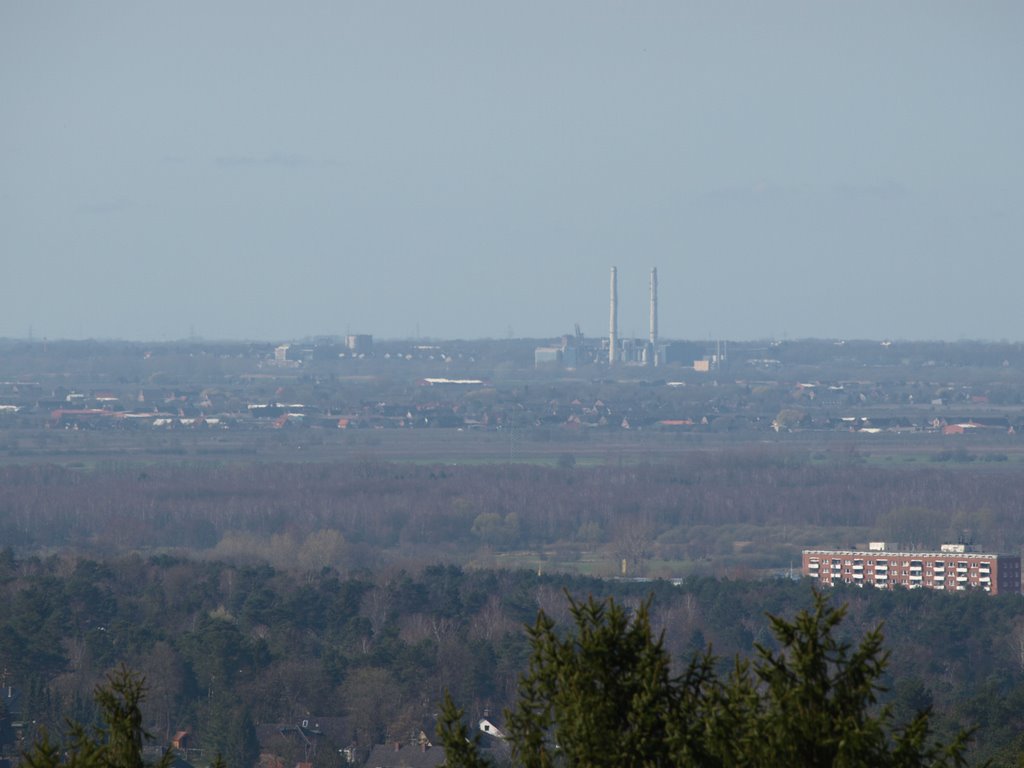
xmin=1 ymin=2 xmax=1022 ymax=343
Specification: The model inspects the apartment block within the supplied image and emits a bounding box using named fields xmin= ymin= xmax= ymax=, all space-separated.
xmin=802 ymin=542 xmax=1020 ymax=595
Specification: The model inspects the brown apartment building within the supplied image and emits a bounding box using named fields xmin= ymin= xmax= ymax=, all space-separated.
xmin=802 ymin=543 xmax=1021 ymax=595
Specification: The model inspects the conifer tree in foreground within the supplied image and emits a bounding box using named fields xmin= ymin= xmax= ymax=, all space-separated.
xmin=23 ymin=666 xmax=173 ymax=768
xmin=440 ymin=592 xmax=972 ymax=768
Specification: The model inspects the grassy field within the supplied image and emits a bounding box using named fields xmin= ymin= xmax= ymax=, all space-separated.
xmin=4 ymin=422 xmax=1024 ymax=469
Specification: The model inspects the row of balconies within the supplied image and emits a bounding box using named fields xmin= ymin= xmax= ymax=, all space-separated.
xmin=809 ymin=562 xmax=993 ymax=574
xmin=807 ymin=562 xmax=998 ymax=590
xmin=810 ymin=576 xmax=994 ymax=587
xmin=811 ymin=567 xmax=998 ymax=594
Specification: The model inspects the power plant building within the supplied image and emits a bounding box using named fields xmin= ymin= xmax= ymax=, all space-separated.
xmin=534 ymin=346 xmax=563 ymax=367
xmin=649 ymin=267 xmax=659 ymax=367
xmin=606 ymin=266 xmax=661 ymax=366
xmin=802 ymin=543 xmax=1020 ymax=595
xmin=537 ymin=266 xmax=671 ymax=368
xmin=609 ymin=267 xmax=619 ymax=365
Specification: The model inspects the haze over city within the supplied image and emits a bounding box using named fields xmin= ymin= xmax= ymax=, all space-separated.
xmin=2 ymin=2 xmax=1022 ymax=342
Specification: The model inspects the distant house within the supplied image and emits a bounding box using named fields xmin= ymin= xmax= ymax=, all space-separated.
xmin=656 ymin=419 xmax=694 ymax=430
xmin=256 ymin=717 xmax=352 ymax=766
xmin=478 ymin=717 xmax=506 ymax=740
xmin=364 ymin=733 xmax=444 ymax=768
xmin=476 ymin=715 xmax=512 ymax=763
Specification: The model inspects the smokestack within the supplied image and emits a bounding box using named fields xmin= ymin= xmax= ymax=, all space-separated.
xmin=609 ymin=266 xmax=618 ymax=365
xmin=649 ymin=267 xmax=658 ymax=366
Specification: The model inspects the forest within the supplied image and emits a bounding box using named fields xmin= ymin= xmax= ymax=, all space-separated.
xmin=1 ymin=451 xmax=1023 ymax=577
xmin=4 ymin=449 xmax=1024 ymax=766
xmin=2 ymin=552 xmax=1024 ymax=765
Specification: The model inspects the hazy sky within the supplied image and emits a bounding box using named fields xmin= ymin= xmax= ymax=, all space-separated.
xmin=2 ymin=3 xmax=1022 ymax=342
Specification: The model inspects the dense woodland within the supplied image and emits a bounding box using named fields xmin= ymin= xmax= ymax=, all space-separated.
xmin=4 ymin=449 xmax=1024 ymax=765
xmin=2 ymin=453 xmax=1024 ymax=576
xmin=3 ymin=553 xmax=1024 ymax=765
xmin=440 ymin=593 xmax=974 ymax=767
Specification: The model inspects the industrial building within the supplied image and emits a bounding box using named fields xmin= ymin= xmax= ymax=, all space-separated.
xmin=802 ymin=543 xmax=1021 ymax=595
xmin=606 ymin=265 xmax=661 ymax=366
xmin=345 ymin=334 xmax=373 ymax=354
xmin=534 ymin=266 xmax=721 ymax=369
xmin=533 ymin=267 xmax=664 ymax=369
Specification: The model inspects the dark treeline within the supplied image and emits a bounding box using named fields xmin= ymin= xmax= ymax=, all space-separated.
xmin=2 ymin=554 xmax=1024 ymax=765
xmin=2 ymin=453 xmax=1023 ymax=574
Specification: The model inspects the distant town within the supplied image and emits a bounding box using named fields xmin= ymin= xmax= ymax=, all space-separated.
xmin=3 ymin=333 xmax=1024 ymax=458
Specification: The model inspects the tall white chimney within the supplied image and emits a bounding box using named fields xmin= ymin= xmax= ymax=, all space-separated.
xmin=609 ymin=266 xmax=618 ymax=365
xmin=649 ymin=267 xmax=658 ymax=366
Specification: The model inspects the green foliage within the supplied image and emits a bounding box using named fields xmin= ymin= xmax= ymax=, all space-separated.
xmin=442 ymin=592 xmax=972 ymax=768
xmin=472 ymin=513 xmax=522 ymax=548
xmin=23 ymin=666 xmax=172 ymax=768
xmin=502 ymin=595 xmax=716 ymax=768
xmin=208 ymin=706 xmax=259 ymax=768
xmin=735 ymin=598 xmax=970 ymax=767
xmin=4 ymin=554 xmax=1016 ymax=762
xmin=437 ymin=693 xmax=493 ymax=768
xmin=0 ymin=696 xmax=14 ymax=751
